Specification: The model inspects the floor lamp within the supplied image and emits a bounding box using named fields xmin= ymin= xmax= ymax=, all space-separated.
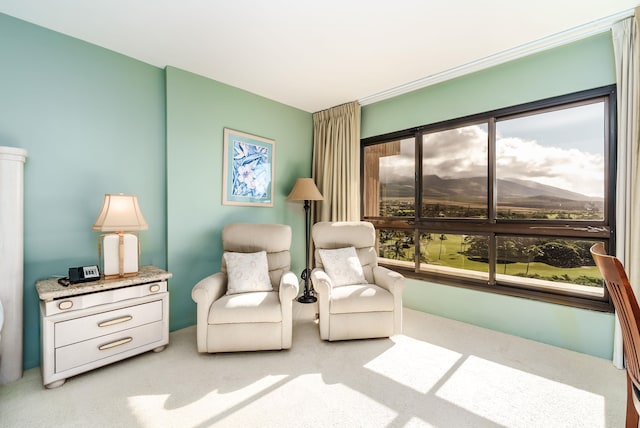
xmin=288 ymin=178 xmax=324 ymax=303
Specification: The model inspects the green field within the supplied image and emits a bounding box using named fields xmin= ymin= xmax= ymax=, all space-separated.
xmin=379 ymin=232 xmax=602 ymax=287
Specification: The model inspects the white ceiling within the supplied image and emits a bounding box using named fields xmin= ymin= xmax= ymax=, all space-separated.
xmin=0 ymin=0 xmax=637 ymax=112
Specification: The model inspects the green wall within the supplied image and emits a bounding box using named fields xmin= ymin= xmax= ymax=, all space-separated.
xmin=0 ymin=14 xmax=167 ymax=370
xmin=0 ymin=13 xmax=312 ymax=370
xmin=165 ymin=66 xmax=312 ymax=330
xmin=362 ymin=32 xmax=616 ymax=139
xmin=361 ymin=32 xmax=617 ymax=359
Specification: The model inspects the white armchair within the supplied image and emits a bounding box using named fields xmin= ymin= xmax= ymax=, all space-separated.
xmin=310 ymin=221 xmax=404 ymax=341
xmin=191 ymin=223 xmax=299 ymax=353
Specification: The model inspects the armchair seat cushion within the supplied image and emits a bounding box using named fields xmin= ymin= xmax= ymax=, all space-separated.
xmin=330 ymin=284 xmax=394 ymax=314
xmin=209 ymin=291 xmax=282 ymax=324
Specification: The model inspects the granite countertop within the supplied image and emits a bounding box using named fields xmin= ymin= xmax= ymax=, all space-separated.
xmin=36 ymin=265 xmax=172 ymax=301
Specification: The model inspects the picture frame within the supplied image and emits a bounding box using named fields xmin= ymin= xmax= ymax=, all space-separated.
xmin=222 ymin=128 xmax=275 ymax=207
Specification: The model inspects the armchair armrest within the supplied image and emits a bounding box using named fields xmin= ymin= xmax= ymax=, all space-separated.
xmin=192 ymin=272 xmax=227 ymax=307
xmin=279 ymin=271 xmax=299 ymax=349
xmin=279 ymin=271 xmax=300 ymax=302
xmin=310 ymin=268 xmax=333 ymax=297
xmin=310 ymin=267 xmax=333 ymax=340
xmin=373 ymin=265 xmax=405 ymax=335
xmin=373 ymin=265 xmax=405 ymax=296
xmin=191 ymin=272 xmax=227 ymax=352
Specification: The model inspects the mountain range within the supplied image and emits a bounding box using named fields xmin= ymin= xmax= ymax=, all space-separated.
xmin=381 ymin=175 xmax=603 ymax=210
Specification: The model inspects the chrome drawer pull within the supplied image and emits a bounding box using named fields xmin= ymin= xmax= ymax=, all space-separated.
xmin=98 ymin=315 xmax=133 ymax=328
xmin=98 ymin=337 xmax=133 ymax=351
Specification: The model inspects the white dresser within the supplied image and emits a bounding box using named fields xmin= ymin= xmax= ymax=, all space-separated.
xmin=36 ymin=266 xmax=172 ymax=388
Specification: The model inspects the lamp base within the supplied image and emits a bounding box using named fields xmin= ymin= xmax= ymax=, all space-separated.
xmin=297 ymin=294 xmax=317 ymax=304
xmin=298 ymin=266 xmax=316 ymax=304
xmin=99 ymin=232 xmax=140 ymax=277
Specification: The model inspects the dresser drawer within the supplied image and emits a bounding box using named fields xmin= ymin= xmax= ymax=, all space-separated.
xmin=43 ymin=281 xmax=167 ymax=316
xmin=55 ymin=321 xmax=164 ymax=373
xmin=55 ymin=299 xmax=164 ymax=347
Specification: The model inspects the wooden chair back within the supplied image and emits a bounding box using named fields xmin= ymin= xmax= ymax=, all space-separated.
xmin=590 ymin=243 xmax=640 ymax=427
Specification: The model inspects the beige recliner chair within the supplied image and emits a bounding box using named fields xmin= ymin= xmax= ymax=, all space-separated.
xmin=310 ymin=221 xmax=404 ymax=341
xmin=191 ymin=223 xmax=299 ymax=353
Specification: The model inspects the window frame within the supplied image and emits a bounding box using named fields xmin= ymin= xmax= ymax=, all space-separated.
xmin=361 ymin=85 xmax=616 ymax=312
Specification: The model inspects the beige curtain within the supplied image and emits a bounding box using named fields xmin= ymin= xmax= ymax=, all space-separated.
xmin=612 ymin=10 xmax=640 ymax=369
xmin=312 ymin=101 xmax=361 ymax=222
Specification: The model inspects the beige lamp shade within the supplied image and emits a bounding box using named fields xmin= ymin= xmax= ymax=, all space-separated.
xmin=92 ymin=194 xmax=148 ymax=232
xmin=287 ymin=178 xmax=323 ymax=201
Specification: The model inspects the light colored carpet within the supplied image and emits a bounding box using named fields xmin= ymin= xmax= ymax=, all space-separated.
xmin=0 ymin=304 xmax=626 ymax=427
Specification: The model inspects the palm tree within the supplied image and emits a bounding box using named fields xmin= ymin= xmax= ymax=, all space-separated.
xmin=499 ymin=240 xmax=516 ymax=274
xmin=438 ymin=234 xmax=447 ymax=259
xmin=394 ymin=240 xmax=403 ymax=259
xmin=524 ymin=245 xmax=543 ymax=276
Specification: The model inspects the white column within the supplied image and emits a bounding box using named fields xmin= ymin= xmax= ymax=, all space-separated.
xmin=0 ymin=146 xmax=28 ymax=384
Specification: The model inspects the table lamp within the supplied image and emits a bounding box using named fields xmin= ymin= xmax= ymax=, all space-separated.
xmin=92 ymin=193 xmax=148 ymax=278
xmin=287 ymin=178 xmax=323 ymax=303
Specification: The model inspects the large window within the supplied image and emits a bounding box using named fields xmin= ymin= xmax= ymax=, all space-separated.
xmin=362 ymin=86 xmax=615 ymax=311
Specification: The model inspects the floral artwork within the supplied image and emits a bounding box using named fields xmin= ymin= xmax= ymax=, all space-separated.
xmin=223 ymin=129 xmax=275 ymax=207
xmin=233 ymin=142 xmax=270 ymax=198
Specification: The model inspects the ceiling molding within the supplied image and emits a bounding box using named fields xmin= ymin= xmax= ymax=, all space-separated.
xmin=358 ymin=8 xmax=634 ymax=107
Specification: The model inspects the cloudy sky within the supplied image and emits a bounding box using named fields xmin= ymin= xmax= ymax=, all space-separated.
xmin=379 ymin=101 xmax=605 ymax=198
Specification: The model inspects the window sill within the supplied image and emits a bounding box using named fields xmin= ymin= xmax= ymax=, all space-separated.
xmin=382 ymin=262 xmax=614 ymax=313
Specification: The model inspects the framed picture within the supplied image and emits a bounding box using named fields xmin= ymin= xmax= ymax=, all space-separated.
xmin=222 ymin=128 xmax=275 ymax=207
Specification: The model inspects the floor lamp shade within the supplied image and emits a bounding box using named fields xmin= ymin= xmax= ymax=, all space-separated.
xmin=288 ymin=178 xmax=323 ymax=303
xmin=287 ymin=178 xmax=323 ymax=202
xmin=92 ymin=194 xmax=148 ymax=278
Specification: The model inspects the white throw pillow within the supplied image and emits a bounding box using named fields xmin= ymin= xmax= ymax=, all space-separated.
xmin=318 ymin=246 xmax=367 ymax=287
xmin=224 ymin=251 xmax=273 ymax=295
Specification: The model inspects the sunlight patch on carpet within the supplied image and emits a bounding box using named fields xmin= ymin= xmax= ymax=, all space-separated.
xmin=364 ymin=335 xmax=463 ymax=394
xmin=436 ymin=355 xmax=606 ymax=428
xmin=127 ymin=374 xmax=289 ymax=428
xmin=217 ymin=374 xmax=399 ymax=427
